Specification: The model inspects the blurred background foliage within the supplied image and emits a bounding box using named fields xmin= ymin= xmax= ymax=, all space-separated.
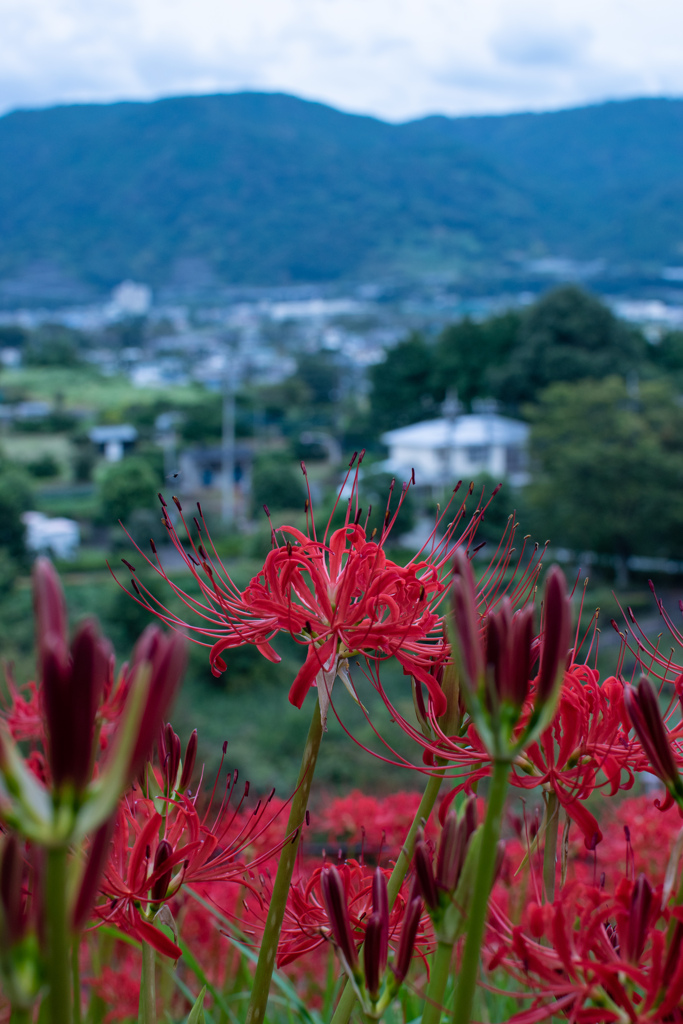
xmin=0 ymin=281 xmax=681 ymax=795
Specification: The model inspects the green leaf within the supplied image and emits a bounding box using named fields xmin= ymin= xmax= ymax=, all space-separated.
xmin=187 ymin=986 xmax=206 ymax=1024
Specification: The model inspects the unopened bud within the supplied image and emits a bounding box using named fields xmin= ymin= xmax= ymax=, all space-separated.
xmin=128 ymin=627 xmax=187 ymax=781
xmin=0 ymin=835 xmax=26 ymax=945
xmin=536 ymin=567 xmax=570 ymax=704
xmin=625 ymin=874 xmax=652 ymax=964
xmin=509 ymin=607 xmax=534 ymax=707
xmin=321 ymin=866 xmax=358 ymax=973
xmin=73 ymin=814 xmax=116 ymax=930
xmin=392 ymin=896 xmax=423 ymax=985
xmin=414 ymin=838 xmax=439 ymax=911
xmin=625 ymin=677 xmax=680 ymax=792
xmin=150 ymin=840 xmax=174 ymax=904
xmin=450 ymin=551 xmax=483 ymax=691
xmin=363 ymin=912 xmax=385 ymax=1001
xmin=179 ymin=730 xmax=198 ymax=791
xmin=371 ymin=867 xmax=389 ymax=975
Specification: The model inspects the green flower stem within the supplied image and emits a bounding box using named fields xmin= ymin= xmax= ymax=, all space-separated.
xmin=245 ymin=696 xmax=324 ymax=1024
xmin=139 ymin=941 xmax=156 ymax=1024
xmin=451 ymin=758 xmax=510 ymax=1024
xmin=330 ymin=769 xmax=445 ymax=1024
xmin=9 ymin=1007 xmax=33 ymax=1024
xmin=46 ymin=844 xmax=72 ymax=1024
xmin=543 ymin=790 xmax=560 ymax=904
xmin=421 ymin=942 xmax=454 ymax=1024
xmin=72 ymin=937 xmax=82 ymax=1024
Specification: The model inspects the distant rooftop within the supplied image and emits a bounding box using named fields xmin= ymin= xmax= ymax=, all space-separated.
xmin=381 ymin=414 xmax=529 ymax=448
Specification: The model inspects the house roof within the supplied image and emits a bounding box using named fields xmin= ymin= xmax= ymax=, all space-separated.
xmin=381 ymin=414 xmax=529 ymax=449
xmin=89 ymin=424 xmax=138 ymax=444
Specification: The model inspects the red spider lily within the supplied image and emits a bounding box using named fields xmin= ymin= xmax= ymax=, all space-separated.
xmin=116 ymin=456 xmax=541 ymax=722
xmin=96 ymin=764 xmax=291 ymax=957
xmin=258 ymin=857 xmax=433 ymax=969
xmin=488 ymin=870 xmax=683 ymax=1024
xmin=438 ymin=665 xmax=635 ymax=847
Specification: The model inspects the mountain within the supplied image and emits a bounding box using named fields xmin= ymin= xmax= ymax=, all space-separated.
xmin=1 ymin=92 xmax=683 ymax=297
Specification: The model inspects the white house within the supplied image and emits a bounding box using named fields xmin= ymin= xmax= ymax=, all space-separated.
xmin=22 ymin=512 xmax=80 ymax=560
xmin=381 ymin=414 xmax=530 ymax=488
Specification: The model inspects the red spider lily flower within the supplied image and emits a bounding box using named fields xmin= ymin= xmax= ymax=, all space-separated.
xmin=487 ymin=870 xmax=683 ymax=1024
xmin=437 ymin=666 xmax=634 ymax=848
xmin=253 ymin=857 xmax=433 ymax=969
xmin=96 ymin=761 xmax=291 ymax=957
xmin=305 ymin=863 xmax=425 ymax=1013
xmin=116 ymin=457 xmax=543 ymax=724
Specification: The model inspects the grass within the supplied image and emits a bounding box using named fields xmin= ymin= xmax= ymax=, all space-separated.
xmin=3 ymin=366 xmax=206 ymax=413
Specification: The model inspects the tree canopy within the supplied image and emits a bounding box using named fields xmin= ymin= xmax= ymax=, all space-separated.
xmin=526 ymin=375 xmax=683 ymax=562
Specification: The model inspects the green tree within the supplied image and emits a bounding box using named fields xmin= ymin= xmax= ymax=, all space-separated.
xmin=526 ymin=375 xmax=683 ymax=565
xmin=433 ymin=312 xmax=521 ymax=409
xmin=494 ymin=286 xmax=647 ymax=407
xmin=98 ymin=456 xmax=159 ymax=525
xmin=369 ymin=333 xmax=437 ymax=432
xmin=0 ymin=465 xmax=33 ymax=563
xmin=251 ymin=454 xmax=306 ymax=513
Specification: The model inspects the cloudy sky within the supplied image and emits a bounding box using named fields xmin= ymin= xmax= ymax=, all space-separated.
xmin=1 ymin=0 xmax=683 ymax=122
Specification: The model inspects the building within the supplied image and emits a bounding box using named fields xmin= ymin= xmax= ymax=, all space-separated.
xmin=88 ymin=424 xmax=138 ymax=462
xmin=381 ymin=413 xmax=529 ymax=489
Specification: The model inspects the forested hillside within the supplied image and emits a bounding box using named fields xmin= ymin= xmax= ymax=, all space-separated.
xmin=1 ymin=93 xmax=683 ymax=292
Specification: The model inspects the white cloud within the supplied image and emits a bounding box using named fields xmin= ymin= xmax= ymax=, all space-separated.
xmin=0 ymin=0 xmax=682 ymax=120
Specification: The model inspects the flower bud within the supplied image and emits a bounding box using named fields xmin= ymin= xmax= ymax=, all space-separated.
xmin=321 ymin=866 xmax=358 ymax=973
xmin=0 ymin=835 xmax=26 ymax=946
xmin=485 ymin=599 xmax=511 ymax=705
xmin=371 ymin=867 xmax=389 ymax=975
xmin=625 ymin=874 xmax=652 ymax=964
xmin=72 ymin=814 xmax=116 ymax=930
xmin=150 ymin=840 xmax=174 ymax=904
xmin=509 ymin=607 xmax=534 ymax=707
xmin=451 ymin=551 xmax=483 ymax=692
xmin=436 ymin=795 xmax=477 ymax=894
xmin=179 ymin=729 xmax=198 ymax=791
xmin=363 ymin=912 xmax=385 ymax=1001
xmin=625 ymin=676 xmax=680 ymax=792
xmin=128 ymin=627 xmax=187 ymax=781
xmin=33 ymin=557 xmax=68 ymax=667
xmin=43 ymin=619 xmax=110 ymax=790
xmin=392 ymin=895 xmax=423 ymax=985
xmin=536 ymin=567 xmax=570 ymax=704
xmin=414 ymin=838 xmax=439 ymax=911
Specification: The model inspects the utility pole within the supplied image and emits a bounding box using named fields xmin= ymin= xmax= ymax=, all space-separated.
xmin=221 ymin=347 xmax=236 ymax=529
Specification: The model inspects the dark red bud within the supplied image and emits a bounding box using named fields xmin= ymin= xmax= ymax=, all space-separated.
xmin=363 ymin=912 xmax=385 ymax=1000
xmin=150 ymin=840 xmax=174 ymax=904
xmin=0 ymin=835 xmax=26 ymax=944
xmin=663 ymin=919 xmax=683 ymax=985
xmin=436 ymin=811 xmax=462 ymax=893
xmin=625 ymin=874 xmax=652 ymax=963
xmin=73 ymin=814 xmax=117 ymax=930
xmin=33 ymin=557 xmax=68 ymax=667
xmin=371 ymin=868 xmax=389 ymax=975
xmin=624 ymin=677 xmax=679 ymax=788
xmin=536 ymin=567 xmax=570 ymax=703
xmin=462 ymin=792 xmax=477 ymax=842
xmin=321 ymin=866 xmax=358 ymax=972
xmin=179 ymin=730 xmax=198 ymax=791
xmin=43 ymin=619 xmax=110 ymax=789
xmin=128 ymin=627 xmax=187 ymax=782
xmin=414 ymin=839 xmax=439 ymax=911
xmin=451 ymin=551 xmax=483 ymax=690
xmin=509 ymin=607 xmax=534 ymax=707
xmin=392 ymin=896 xmax=423 ymax=985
